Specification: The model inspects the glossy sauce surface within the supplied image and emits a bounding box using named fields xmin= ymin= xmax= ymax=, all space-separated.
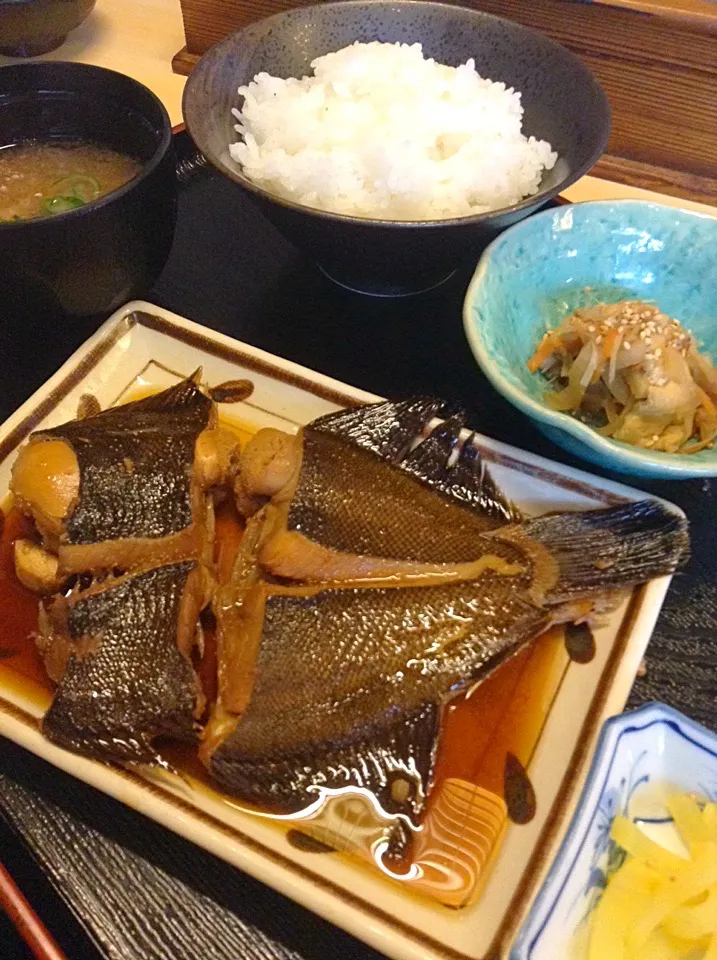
xmin=0 ymin=506 xmax=53 ymax=709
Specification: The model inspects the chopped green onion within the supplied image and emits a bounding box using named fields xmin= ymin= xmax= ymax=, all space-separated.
xmin=52 ymin=174 xmax=101 ymax=203
xmin=42 ymin=195 xmax=85 ymax=215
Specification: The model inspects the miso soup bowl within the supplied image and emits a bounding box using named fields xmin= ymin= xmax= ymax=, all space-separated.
xmin=0 ymin=62 xmax=177 ymax=324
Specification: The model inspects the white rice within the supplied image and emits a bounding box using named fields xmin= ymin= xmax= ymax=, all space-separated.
xmin=229 ymin=41 xmax=557 ymax=221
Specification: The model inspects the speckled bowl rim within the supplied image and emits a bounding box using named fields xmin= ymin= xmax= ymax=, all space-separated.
xmin=183 ymin=0 xmax=611 ymax=229
xmin=463 ymin=199 xmax=717 ymax=479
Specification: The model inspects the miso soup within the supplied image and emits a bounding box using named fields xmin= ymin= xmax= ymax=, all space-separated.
xmin=0 ymin=141 xmax=142 ymax=222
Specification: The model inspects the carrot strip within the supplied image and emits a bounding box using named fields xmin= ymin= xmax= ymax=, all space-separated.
xmin=526 ymin=334 xmax=560 ymax=374
xmin=601 ymin=329 xmax=619 ymax=360
xmin=681 ymin=429 xmax=717 ymax=455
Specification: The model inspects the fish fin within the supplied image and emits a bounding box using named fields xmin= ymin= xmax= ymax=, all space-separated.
xmin=402 ymin=419 xmax=520 ymax=524
xmin=123 ymin=374 xmax=209 ymax=414
xmin=210 ymin=701 xmax=441 ymax=830
xmin=309 ymin=398 xmax=443 ymax=463
xmin=310 ymin=400 xmax=518 ymax=526
xmin=524 ymin=500 xmax=689 ymax=602
xmin=39 ymin=376 xmax=212 ymax=446
xmin=41 ymin=707 xmax=161 ymax=765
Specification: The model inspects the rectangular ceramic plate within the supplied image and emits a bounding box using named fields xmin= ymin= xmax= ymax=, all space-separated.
xmin=0 ymin=301 xmax=684 ymax=960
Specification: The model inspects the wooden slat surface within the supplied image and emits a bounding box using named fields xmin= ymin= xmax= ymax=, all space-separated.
xmin=0 ymin=741 xmax=384 ymax=960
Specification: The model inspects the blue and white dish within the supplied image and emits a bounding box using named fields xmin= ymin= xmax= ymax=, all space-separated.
xmin=511 ymin=702 xmax=717 ymax=959
xmin=463 ymin=200 xmax=717 ymax=478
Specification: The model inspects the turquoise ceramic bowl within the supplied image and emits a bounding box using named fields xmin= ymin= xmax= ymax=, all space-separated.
xmin=463 ymin=200 xmax=717 ymax=478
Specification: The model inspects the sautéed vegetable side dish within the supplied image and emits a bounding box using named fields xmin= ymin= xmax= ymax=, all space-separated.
xmin=528 ymin=301 xmax=717 ymax=454
xmin=0 ymin=142 xmax=141 ymax=221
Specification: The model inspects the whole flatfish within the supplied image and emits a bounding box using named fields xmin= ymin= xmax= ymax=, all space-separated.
xmin=207 ymin=400 xmax=689 ymax=832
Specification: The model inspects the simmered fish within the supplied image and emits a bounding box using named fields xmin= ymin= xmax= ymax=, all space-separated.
xmin=10 ymin=374 xmax=238 ymax=581
xmin=39 ymin=560 xmax=213 ymax=762
xmin=238 ymin=400 xmax=521 ymax=582
xmin=206 ymin=400 xmax=689 ymax=834
xmin=205 ymin=521 xmax=543 ymax=823
xmin=4 ymin=385 xmax=690 ymax=832
xmin=10 ymin=374 xmax=248 ymax=763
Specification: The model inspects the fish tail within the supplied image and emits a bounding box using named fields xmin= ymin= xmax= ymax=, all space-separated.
xmin=523 ymin=500 xmax=689 ymax=602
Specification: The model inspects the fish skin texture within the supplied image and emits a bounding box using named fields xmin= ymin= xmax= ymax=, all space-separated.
xmin=210 ymin=568 xmax=547 ymax=823
xmin=287 ymin=406 xmax=518 ymax=563
xmin=42 ymin=561 xmax=201 ymax=764
xmin=219 ymin=573 xmax=543 ymax=756
xmin=213 ymin=399 xmax=689 ymax=829
xmin=211 ymin=702 xmax=441 ymax=826
xmin=37 ymin=378 xmax=212 ymax=546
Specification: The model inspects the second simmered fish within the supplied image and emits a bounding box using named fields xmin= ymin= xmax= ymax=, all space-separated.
xmin=10 ymin=374 xmax=246 ymax=763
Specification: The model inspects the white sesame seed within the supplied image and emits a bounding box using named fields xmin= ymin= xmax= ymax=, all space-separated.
xmin=654 ymin=347 xmax=662 ymax=358
xmin=623 ymin=341 xmax=632 ymax=351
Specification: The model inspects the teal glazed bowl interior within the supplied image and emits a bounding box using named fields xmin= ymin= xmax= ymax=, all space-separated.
xmin=463 ymin=200 xmax=717 ymax=478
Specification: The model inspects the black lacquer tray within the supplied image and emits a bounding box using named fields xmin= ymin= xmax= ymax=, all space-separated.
xmin=0 ymin=131 xmax=714 ymax=960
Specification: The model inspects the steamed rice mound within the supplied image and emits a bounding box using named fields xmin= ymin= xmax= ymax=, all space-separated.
xmin=229 ymin=41 xmax=558 ymax=221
